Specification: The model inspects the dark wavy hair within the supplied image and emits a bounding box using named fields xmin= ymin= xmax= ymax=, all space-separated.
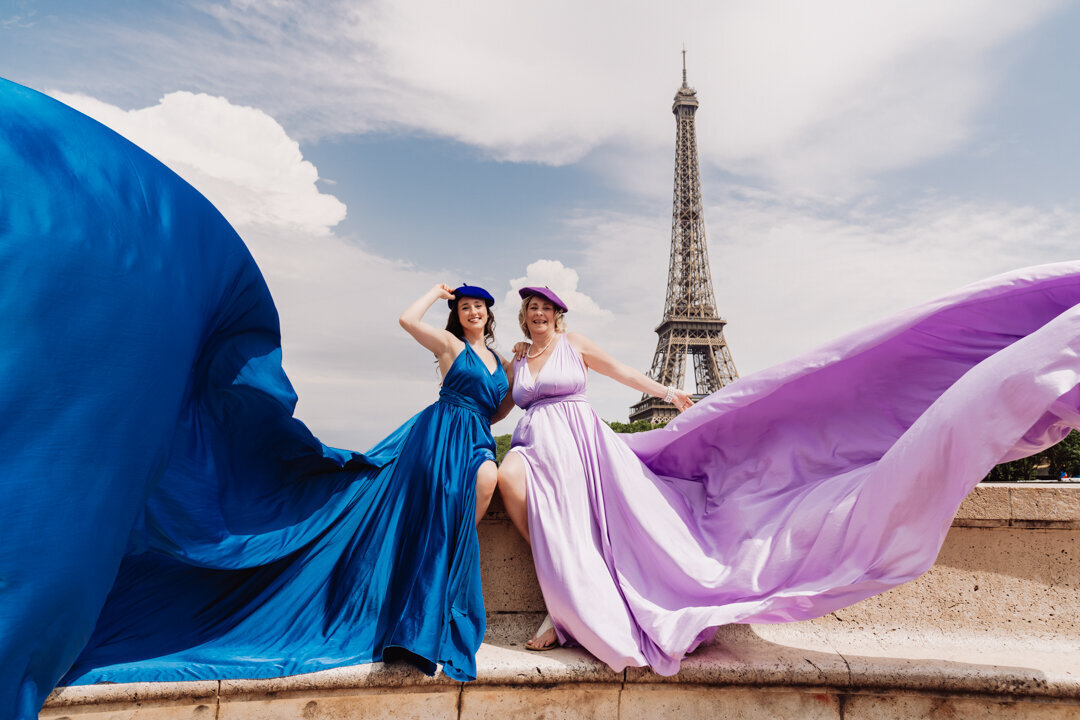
xmin=446 ymin=301 xmax=496 ymax=346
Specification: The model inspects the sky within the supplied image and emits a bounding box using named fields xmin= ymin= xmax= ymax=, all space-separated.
xmin=3 ymin=0 xmax=1079 ymax=447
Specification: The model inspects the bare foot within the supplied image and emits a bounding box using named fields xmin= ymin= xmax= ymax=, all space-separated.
xmin=525 ymin=614 xmax=558 ymax=651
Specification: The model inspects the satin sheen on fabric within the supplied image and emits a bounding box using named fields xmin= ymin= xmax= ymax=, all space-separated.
xmin=509 ymin=276 xmax=1080 ymax=675
xmin=0 ymin=78 xmax=504 ymax=719
xmin=4 ymin=73 xmax=1080 ymax=719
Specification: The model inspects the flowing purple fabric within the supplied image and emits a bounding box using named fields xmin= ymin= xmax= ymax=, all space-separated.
xmin=508 ymin=262 xmax=1080 ymax=676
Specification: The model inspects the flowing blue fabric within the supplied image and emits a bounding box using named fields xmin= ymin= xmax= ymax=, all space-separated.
xmin=0 ymin=78 xmax=506 ymax=719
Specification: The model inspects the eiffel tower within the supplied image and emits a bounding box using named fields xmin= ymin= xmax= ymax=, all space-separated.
xmin=630 ymin=53 xmax=738 ymax=424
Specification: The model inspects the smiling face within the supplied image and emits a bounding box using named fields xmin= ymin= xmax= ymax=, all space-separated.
xmin=518 ymin=295 xmax=565 ymax=338
xmin=456 ymin=296 xmax=489 ymax=332
xmin=446 ymin=295 xmax=496 ymax=344
xmin=527 ymin=297 xmax=555 ymax=335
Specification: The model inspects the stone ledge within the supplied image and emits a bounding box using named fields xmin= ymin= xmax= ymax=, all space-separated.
xmin=486 ymin=482 xmax=1080 ymax=528
xmin=43 ymin=618 xmax=1080 ymax=715
xmin=217 ymin=662 xmax=456 ymax=698
xmin=955 ymin=483 xmax=1080 ymax=528
xmin=626 ymin=625 xmax=1080 ymax=700
xmin=43 ymin=679 xmax=219 ymax=709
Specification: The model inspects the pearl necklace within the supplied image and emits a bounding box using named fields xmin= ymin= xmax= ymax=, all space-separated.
xmin=526 ymin=335 xmax=555 ymax=359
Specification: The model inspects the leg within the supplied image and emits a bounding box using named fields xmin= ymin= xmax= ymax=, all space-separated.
xmin=497 ymin=451 xmax=530 ymax=546
xmin=475 ymin=460 xmax=497 ymax=525
xmin=497 ymin=452 xmax=557 ymax=650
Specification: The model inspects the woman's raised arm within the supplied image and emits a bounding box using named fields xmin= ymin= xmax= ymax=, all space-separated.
xmin=398 ymin=283 xmax=459 ymax=362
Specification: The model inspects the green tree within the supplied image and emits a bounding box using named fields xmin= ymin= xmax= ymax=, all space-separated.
xmin=605 ymin=419 xmax=666 ymax=433
xmin=494 ymin=434 xmax=512 ymax=464
xmin=985 ymin=430 xmax=1080 ymax=481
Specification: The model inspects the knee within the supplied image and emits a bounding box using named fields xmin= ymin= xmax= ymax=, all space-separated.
xmin=476 ymin=462 xmax=498 ymax=500
xmin=496 ymin=452 xmax=520 ymax=488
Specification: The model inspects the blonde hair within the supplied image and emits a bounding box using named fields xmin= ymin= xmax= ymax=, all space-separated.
xmin=518 ymin=295 xmax=567 ymax=338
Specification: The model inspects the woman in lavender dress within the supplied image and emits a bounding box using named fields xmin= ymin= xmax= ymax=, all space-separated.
xmin=497 ymin=286 xmax=694 ymax=661
xmin=497 ymin=268 xmax=1080 ymax=674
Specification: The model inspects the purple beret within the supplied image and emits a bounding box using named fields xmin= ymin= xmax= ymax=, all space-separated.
xmin=518 ymin=286 xmax=568 ymax=312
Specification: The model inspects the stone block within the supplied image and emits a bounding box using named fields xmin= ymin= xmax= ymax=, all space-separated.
xmin=461 ymin=684 xmax=620 ymax=720
xmin=954 ymin=484 xmax=1011 ymax=526
xmin=218 ymin=686 xmax=457 ymax=720
xmin=1009 ymin=485 xmax=1080 ymax=526
xmin=39 ymin=702 xmax=216 ymax=720
xmin=843 ymin=692 xmax=1080 ymax=719
xmin=478 ymin=515 xmax=544 ymax=613
xmin=797 ymin=525 xmax=1080 ymax=645
xmin=619 ymin=685 xmax=840 ymax=720
xmin=41 ymin=681 xmax=219 ymax=720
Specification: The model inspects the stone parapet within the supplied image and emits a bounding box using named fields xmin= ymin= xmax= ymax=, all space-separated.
xmin=41 ymin=483 xmax=1080 ymax=719
xmin=955 ymin=482 xmax=1080 ymax=528
xmin=41 ymin=627 xmax=1080 ymax=718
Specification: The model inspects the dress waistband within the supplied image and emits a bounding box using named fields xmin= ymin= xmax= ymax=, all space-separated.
xmin=525 ymin=393 xmax=588 ymax=411
xmin=438 ymin=387 xmax=487 ymax=415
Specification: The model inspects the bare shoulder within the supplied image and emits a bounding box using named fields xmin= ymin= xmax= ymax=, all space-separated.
xmin=565 ymin=331 xmax=592 ymax=351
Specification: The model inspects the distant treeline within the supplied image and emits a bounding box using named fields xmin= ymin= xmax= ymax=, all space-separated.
xmin=985 ymin=430 xmax=1080 ymax=481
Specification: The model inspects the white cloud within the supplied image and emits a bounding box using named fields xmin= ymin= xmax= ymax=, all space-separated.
xmin=46 ymin=90 xmax=473 ymax=448
xmin=537 ymin=192 xmax=1080 ymax=424
xmin=74 ymin=0 xmax=1065 ymax=196
xmin=49 ymin=90 xmax=346 ymax=234
xmin=36 ymin=0 xmax=1078 ymax=434
xmin=501 ymin=258 xmax=610 ymax=319
xmin=712 ymin=195 xmax=1080 ymax=372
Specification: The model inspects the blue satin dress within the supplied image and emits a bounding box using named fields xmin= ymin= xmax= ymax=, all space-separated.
xmin=0 ymin=76 xmax=505 ymax=719
xmin=63 ymin=342 xmax=507 ymax=686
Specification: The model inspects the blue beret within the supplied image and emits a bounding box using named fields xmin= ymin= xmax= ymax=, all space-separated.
xmin=449 ymin=284 xmax=495 ymax=309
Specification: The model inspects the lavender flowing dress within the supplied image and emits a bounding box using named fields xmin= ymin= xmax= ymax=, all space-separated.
xmin=508 ymin=262 xmax=1080 ymax=676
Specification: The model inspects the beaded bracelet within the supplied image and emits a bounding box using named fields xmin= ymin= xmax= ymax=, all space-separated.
xmin=663 ymin=386 xmax=676 ymax=404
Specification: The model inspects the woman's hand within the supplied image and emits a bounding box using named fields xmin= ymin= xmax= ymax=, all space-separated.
xmin=512 ymin=341 xmax=531 ymax=360
xmin=670 ymin=389 xmax=694 ymax=412
xmin=434 ymin=283 xmax=455 ymax=300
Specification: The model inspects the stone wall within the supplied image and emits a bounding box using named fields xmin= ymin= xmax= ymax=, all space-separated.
xmin=42 ymin=483 xmax=1080 ymax=719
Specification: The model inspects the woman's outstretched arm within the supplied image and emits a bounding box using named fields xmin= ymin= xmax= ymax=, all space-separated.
xmin=568 ymin=332 xmax=693 ymax=411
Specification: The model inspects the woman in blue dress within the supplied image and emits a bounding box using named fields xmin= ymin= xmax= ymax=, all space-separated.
xmin=0 ymin=77 xmax=511 ymax=716
xmin=398 ymin=282 xmax=514 ymax=526
xmin=58 ymin=283 xmax=512 ymax=687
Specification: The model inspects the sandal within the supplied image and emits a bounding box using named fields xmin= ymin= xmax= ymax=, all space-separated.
xmin=525 ymin=613 xmax=559 ymax=651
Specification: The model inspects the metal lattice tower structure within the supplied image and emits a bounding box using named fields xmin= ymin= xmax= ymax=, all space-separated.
xmin=630 ymin=52 xmax=739 ymax=424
